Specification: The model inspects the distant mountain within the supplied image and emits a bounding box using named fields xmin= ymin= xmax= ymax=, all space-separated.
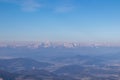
xmin=0 ymin=70 xmax=15 ymax=80
xmin=14 ymin=69 xmax=58 ymax=80
xmin=0 ymin=69 xmax=78 ymax=80
xmin=0 ymin=41 xmax=83 ymax=48
xmin=51 ymin=54 xmax=106 ymax=65
xmin=1 ymin=45 xmax=120 ymax=61
xmin=1 ymin=41 xmax=119 ymax=49
xmin=54 ymin=64 xmax=120 ymax=80
xmin=0 ymin=58 xmax=53 ymax=72
xmin=1 ymin=42 xmax=120 ymax=59
xmin=15 ymin=70 xmax=64 ymax=80
xmin=54 ymin=65 xmax=85 ymax=75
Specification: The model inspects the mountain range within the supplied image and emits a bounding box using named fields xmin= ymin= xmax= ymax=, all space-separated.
xmin=0 ymin=58 xmax=52 ymax=72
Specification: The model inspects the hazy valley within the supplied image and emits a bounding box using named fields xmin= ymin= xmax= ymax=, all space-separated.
xmin=0 ymin=42 xmax=120 ymax=80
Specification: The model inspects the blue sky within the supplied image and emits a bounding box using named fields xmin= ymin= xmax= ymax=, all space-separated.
xmin=0 ymin=0 xmax=120 ymax=43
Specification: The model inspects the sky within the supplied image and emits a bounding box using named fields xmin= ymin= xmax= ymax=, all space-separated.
xmin=0 ymin=0 xmax=120 ymax=43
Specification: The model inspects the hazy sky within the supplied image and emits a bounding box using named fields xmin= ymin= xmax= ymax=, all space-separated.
xmin=0 ymin=0 xmax=120 ymax=43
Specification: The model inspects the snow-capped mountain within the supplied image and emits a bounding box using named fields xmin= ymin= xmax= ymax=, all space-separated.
xmin=0 ymin=41 xmax=120 ymax=49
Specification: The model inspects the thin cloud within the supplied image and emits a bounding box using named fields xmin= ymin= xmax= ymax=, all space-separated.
xmin=55 ymin=5 xmax=74 ymax=13
xmin=54 ymin=0 xmax=75 ymax=13
xmin=0 ymin=0 xmax=41 ymax=12
xmin=0 ymin=0 xmax=76 ymax=12
xmin=20 ymin=0 xmax=41 ymax=12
